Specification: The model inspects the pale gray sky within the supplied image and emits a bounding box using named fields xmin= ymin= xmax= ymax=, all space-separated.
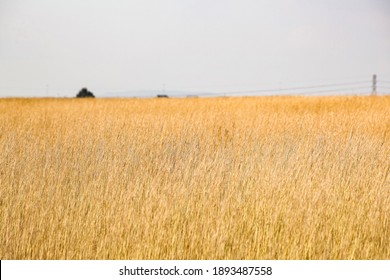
xmin=0 ymin=0 xmax=389 ymax=97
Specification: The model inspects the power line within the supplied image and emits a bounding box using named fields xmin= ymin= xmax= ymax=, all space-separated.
xmin=294 ymin=87 xmax=370 ymax=95
xmin=173 ymin=76 xmax=371 ymax=91
xmin=236 ymin=87 xmax=368 ymax=96
xmin=217 ymin=81 xmax=370 ymax=95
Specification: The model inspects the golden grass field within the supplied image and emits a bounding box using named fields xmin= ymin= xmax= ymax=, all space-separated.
xmin=0 ymin=96 xmax=389 ymax=259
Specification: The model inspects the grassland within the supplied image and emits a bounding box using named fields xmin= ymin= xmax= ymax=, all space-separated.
xmin=0 ymin=96 xmax=389 ymax=259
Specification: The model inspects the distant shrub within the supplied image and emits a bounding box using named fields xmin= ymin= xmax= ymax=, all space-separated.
xmin=76 ymin=88 xmax=95 ymax=98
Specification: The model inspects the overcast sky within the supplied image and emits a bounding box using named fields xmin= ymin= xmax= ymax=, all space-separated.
xmin=0 ymin=0 xmax=389 ymax=97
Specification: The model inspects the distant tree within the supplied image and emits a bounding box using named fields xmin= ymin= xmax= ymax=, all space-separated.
xmin=76 ymin=88 xmax=95 ymax=98
xmin=157 ymin=94 xmax=169 ymax=98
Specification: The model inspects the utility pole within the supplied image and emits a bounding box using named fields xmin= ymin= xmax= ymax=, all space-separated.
xmin=372 ymin=74 xmax=377 ymax=96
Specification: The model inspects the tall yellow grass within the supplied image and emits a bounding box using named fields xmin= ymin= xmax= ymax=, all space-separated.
xmin=0 ymin=96 xmax=389 ymax=259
